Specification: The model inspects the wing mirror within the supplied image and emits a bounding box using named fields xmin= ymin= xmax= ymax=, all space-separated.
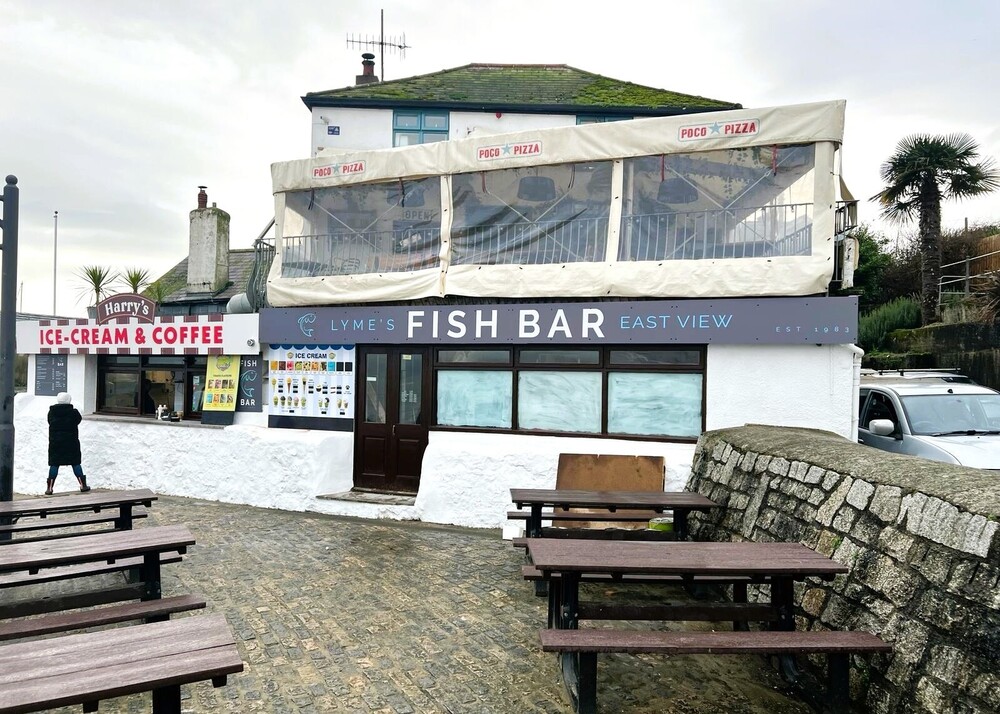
xmin=868 ymin=419 xmax=898 ymax=437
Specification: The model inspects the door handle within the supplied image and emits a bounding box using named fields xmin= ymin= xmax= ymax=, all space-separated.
xmin=392 ymin=424 xmax=396 ymax=437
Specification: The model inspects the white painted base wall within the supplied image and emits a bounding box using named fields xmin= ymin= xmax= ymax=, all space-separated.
xmin=13 ymin=344 xmax=857 ymax=530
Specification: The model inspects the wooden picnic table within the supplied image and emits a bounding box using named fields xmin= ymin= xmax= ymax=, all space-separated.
xmin=527 ymin=538 xmax=853 ymax=713
xmin=526 ymin=538 xmax=847 ymax=631
xmin=0 ymin=613 xmax=244 ymax=714
xmin=509 ymin=488 xmax=719 ymax=540
xmin=0 ymin=489 xmax=157 ymax=538
xmin=0 ymin=524 xmax=195 ymax=611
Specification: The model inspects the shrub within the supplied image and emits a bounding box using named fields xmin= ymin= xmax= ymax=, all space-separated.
xmin=858 ymin=296 xmax=921 ymax=352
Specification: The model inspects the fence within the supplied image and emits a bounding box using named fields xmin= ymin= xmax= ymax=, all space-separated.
xmin=938 ymin=243 xmax=1000 ymax=309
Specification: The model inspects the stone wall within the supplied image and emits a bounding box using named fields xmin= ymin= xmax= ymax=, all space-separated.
xmin=685 ymin=425 xmax=1000 ymax=714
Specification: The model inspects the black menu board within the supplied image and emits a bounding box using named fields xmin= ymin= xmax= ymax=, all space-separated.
xmin=34 ymin=354 xmax=68 ymax=396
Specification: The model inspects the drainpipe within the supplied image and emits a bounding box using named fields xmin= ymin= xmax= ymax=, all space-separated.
xmin=846 ymin=344 xmax=865 ymax=442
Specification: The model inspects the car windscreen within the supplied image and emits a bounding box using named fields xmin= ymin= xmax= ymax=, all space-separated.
xmin=900 ymin=393 xmax=1000 ymax=435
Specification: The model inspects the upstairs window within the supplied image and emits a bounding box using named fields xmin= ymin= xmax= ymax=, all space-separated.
xmin=394 ymin=111 xmax=449 ymax=146
xmin=577 ymin=115 xmax=632 ymax=124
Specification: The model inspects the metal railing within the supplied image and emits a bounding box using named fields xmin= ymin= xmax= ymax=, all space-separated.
xmin=246 ymin=219 xmax=276 ymax=311
xmin=620 ymin=202 xmax=812 ymax=261
xmin=282 ymin=227 xmax=443 ymax=278
xmin=273 ymin=201 xmax=817 ymax=279
xmin=452 ymin=216 xmax=608 ymax=265
xmin=938 ymin=249 xmax=1000 ymax=308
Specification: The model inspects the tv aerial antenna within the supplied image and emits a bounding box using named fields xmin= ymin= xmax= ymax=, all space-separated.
xmin=346 ymin=9 xmax=410 ymax=82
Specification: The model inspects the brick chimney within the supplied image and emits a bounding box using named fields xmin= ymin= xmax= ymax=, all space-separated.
xmin=355 ymin=52 xmax=379 ymax=85
xmin=187 ymin=186 xmax=231 ymax=294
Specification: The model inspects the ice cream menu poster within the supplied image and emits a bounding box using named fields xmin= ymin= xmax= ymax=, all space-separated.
xmin=265 ymin=345 xmax=355 ymax=419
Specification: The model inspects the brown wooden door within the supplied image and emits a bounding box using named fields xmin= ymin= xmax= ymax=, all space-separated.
xmin=354 ymin=346 xmax=430 ymax=494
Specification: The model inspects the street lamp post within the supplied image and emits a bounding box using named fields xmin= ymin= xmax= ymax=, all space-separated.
xmin=1 ymin=175 xmax=20 ymax=512
xmin=53 ymin=210 xmax=58 ymax=315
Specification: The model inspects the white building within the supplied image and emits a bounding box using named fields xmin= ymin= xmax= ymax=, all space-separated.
xmin=14 ymin=63 xmax=858 ymax=528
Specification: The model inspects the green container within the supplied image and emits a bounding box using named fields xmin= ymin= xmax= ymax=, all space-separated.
xmin=647 ymin=517 xmax=673 ymax=532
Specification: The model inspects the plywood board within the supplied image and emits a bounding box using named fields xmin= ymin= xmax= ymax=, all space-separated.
xmin=553 ymin=453 xmax=665 ymax=530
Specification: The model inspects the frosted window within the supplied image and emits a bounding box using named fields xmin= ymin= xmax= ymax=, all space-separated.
xmin=608 ymin=372 xmax=702 ymax=437
xmin=437 ymin=371 xmax=512 ymax=428
xmin=518 ymin=371 xmax=601 ymax=433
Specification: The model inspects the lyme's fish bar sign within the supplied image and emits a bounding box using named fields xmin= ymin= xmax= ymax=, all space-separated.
xmin=260 ymin=297 xmax=858 ymax=346
xmin=16 ymin=313 xmax=260 ymax=355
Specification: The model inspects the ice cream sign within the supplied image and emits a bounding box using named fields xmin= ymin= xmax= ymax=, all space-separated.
xmin=16 ymin=314 xmax=260 ymax=355
xmin=679 ymin=118 xmax=760 ymax=141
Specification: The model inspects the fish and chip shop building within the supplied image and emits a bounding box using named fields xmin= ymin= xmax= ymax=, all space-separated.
xmin=14 ymin=100 xmax=861 ymax=528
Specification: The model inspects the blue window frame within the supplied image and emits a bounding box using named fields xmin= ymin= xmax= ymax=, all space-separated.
xmin=393 ymin=111 xmax=449 ymax=146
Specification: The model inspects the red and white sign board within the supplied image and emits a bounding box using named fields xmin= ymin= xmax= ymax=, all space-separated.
xmin=16 ymin=313 xmax=259 ymax=356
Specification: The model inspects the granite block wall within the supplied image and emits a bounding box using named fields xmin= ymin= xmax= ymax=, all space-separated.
xmin=686 ymin=425 xmax=1000 ymax=714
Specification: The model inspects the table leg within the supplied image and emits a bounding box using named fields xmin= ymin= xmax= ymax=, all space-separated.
xmin=771 ymin=576 xmax=800 ymax=681
xmin=140 ymin=551 xmax=162 ymax=601
xmin=674 ymin=508 xmax=690 ymax=540
xmin=527 ymin=505 xmax=543 ymax=538
xmin=152 ymin=683 xmax=181 ymax=713
xmin=528 ymin=505 xmax=548 ymax=596
xmin=116 ymin=504 xmax=134 ymax=531
xmin=555 ymin=572 xmax=588 ymax=713
xmin=559 ymin=572 xmax=580 ymax=630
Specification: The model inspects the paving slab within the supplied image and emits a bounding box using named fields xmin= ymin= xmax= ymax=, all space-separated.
xmin=8 ymin=494 xmax=815 ymax=713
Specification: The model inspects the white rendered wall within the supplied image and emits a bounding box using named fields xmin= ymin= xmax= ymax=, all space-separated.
xmin=13 ymin=392 xmax=695 ymax=530
xmin=706 ymin=344 xmax=857 ymax=439
xmin=15 ymin=345 xmax=856 ymax=530
xmin=311 ymin=108 xmax=394 ymax=155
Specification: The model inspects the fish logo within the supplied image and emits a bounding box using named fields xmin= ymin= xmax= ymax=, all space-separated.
xmin=240 ymin=370 xmax=257 ymax=399
xmin=298 ymin=312 xmax=317 ymax=338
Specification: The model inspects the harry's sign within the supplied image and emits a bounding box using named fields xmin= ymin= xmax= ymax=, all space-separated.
xmin=96 ymin=293 xmax=157 ymax=324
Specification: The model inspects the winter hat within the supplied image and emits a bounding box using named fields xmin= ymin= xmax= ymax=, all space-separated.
xmin=56 ymin=392 xmax=71 ymax=404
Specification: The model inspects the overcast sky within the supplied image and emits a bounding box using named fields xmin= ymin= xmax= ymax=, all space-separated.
xmin=3 ymin=0 xmax=999 ymax=317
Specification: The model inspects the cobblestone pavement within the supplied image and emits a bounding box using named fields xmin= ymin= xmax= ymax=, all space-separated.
xmin=19 ymin=495 xmax=815 ymax=714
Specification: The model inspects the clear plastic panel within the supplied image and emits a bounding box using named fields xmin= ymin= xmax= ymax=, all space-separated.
xmin=281 ymin=177 xmax=442 ymax=277
xmin=619 ymin=145 xmax=815 ymax=261
xmin=450 ymin=161 xmax=612 ymax=266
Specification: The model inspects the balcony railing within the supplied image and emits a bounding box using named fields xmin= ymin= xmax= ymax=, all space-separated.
xmin=620 ymin=203 xmax=813 ymax=261
xmin=282 ymin=227 xmax=443 ymax=278
xmin=278 ymin=202 xmax=814 ymax=278
xmin=451 ymin=216 xmax=609 ymax=265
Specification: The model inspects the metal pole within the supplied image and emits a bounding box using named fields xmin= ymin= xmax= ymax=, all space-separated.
xmin=1 ymin=175 xmax=20 ymax=512
xmin=53 ymin=210 xmax=58 ymax=314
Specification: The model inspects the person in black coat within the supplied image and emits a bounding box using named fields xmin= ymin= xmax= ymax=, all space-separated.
xmin=47 ymin=392 xmax=90 ymax=495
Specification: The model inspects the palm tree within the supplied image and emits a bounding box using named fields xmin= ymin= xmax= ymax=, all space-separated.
xmin=121 ymin=267 xmax=151 ymax=294
xmin=873 ymin=133 xmax=999 ymax=325
xmin=76 ymin=265 xmax=119 ymax=312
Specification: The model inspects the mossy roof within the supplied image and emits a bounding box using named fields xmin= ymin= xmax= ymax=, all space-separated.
xmin=153 ymin=248 xmax=257 ymax=305
xmin=303 ymin=63 xmax=740 ymax=114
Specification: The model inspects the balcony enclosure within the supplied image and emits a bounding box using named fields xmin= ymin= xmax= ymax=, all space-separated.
xmin=269 ymin=101 xmax=846 ymax=305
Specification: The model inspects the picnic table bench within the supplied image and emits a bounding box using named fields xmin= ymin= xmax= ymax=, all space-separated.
xmin=540 ymin=629 xmax=892 ymax=714
xmin=0 ymin=507 xmax=149 ymax=544
xmin=0 ymin=489 xmax=157 ymax=542
xmin=0 ymin=613 xmax=244 ymax=714
xmin=509 ymin=489 xmax=718 ymax=541
xmin=0 ymin=525 xmax=194 ymax=619
xmin=525 ymin=538 xmax=887 ymax=713
xmin=0 ymin=593 xmax=207 ymax=642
